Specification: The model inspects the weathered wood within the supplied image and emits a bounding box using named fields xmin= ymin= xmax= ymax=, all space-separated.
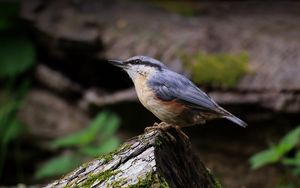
xmin=79 ymin=88 xmax=137 ymax=110
xmin=18 ymin=89 xmax=90 ymax=139
xmin=45 ymin=128 xmax=221 ymax=188
xmin=35 ymin=64 xmax=83 ymax=94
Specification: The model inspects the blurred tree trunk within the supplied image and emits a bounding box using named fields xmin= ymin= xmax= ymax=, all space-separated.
xmin=45 ymin=128 xmax=221 ymax=188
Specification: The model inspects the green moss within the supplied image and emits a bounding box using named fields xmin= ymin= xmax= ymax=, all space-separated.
xmin=63 ymin=185 xmax=75 ymax=188
xmin=81 ymin=170 xmax=118 ymax=188
xmin=127 ymin=172 xmax=169 ymax=188
xmin=98 ymin=143 xmax=133 ymax=163
xmin=145 ymin=1 xmax=207 ymax=16
xmin=65 ymin=185 xmax=80 ymax=188
xmin=181 ymin=52 xmax=249 ymax=88
xmin=155 ymin=2 xmax=197 ymax=16
xmin=214 ymin=179 xmax=223 ymax=188
xmin=155 ymin=138 xmax=162 ymax=147
xmin=103 ymin=153 xmax=114 ymax=162
xmin=107 ymin=178 xmax=127 ymax=188
xmin=119 ymin=143 xmax=132 ymax=153
xmin=159 ymin=178 xmax=169 ymax=188
xmin=97 ymin=151 xmax=114 ymax=163
xmin=206 ymin=168 xmax=222 ymax=188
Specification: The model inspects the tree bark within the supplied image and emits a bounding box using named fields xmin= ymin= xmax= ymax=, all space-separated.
xmin=44 ymin=128 xmax=221 ymax=188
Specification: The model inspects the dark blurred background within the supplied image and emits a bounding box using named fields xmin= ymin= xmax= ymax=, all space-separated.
xmin=1 ymin=0 xmax=300 ymax=187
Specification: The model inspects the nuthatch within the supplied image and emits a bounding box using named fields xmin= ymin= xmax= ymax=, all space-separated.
xmin=109 ymin=56 xmax=247 ymax=132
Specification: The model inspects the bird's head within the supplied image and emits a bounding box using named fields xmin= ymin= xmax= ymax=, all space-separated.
xmin=108 ymin=56 xmax=167 ymax=80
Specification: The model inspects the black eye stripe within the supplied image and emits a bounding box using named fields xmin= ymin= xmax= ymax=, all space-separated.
xmin=125 ymin=60 xmax=138 ymax=65
xmin=132 ymin=60 xmax=140 ymax=64
xmin=126 ymin=60 xmax=162 ymax=71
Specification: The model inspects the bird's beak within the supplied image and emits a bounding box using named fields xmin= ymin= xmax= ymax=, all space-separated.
xmin=108 ymin=60 xmax=127 ymax=69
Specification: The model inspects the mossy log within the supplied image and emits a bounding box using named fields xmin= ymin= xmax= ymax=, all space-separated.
xmin=44 ymin=128 xmax=221 ymax=188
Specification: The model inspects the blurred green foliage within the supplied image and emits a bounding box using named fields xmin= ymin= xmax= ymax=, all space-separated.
xmin=34 ymin=154 xmax=82 ymax=181
xmin=0 ymin=82 xmax=29 ymax=177
xmin=0 ymin=0 xmax=36 ymax=181
xmin=0 ymin=36 xmax=35 ymax=78
xmin=181 ymin=52 xmax=249 ymax=88
xmin=0 ymin=2 xmax=19 ymax=30
xmin=0 ymin=1 xmax=35 ymax=78
xmin=250 ymin=126 xmax=300 ymax=187
xmin=35 ymin=111 xmax=121 ymax=180
xmin=0 ymin=1 xmax=121 ymax=183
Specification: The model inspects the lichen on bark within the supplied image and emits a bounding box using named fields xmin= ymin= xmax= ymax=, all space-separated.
xmin=45 ymin=129 xmax=221 ymax=188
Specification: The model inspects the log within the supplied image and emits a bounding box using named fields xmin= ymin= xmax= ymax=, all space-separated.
xmin=18 ymin=89 xmax=90 ymax=139
xmin=45 ymin=128 xmax=221 ymax=188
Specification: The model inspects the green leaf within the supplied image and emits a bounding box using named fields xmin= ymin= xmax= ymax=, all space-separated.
xmin=292 ymin=166 xmax=300 ymax=176
xmin=2 ymin=120 xmax=24 ymax=145
xmin=282 ymin=151 xmax=300 ymax=166
xmin=0 ymin=81 xmax=29 ymax=143
xmin=276 ymin=126 xmax=300 ymax=156
xmin=101 ymin=113 xmax=120 ymax=138
xmin=250 ymin=126 xmax=300 ymax=170
xmin=80 ymin=137 xmax=120 ymax=157
xmin=250 ymin=148 xmax=281 ymax=169
xmin=0 ymin=100 xmax=21 ymax=142
xmin=0 ymin=101 xmax=18 ymax=124
xmin=283 ymin=159 xmax=300 ymax=166
xmin=50 ymin=111 xmax=110 ymax=148
xmin=50 ymin=132 xmax=88 ymax=148
xmin=86 ymin=111 xmax=109 ymax=134
xmin=0 ymin=36 xmax=35 ymax=78
xmin=34 ymin=154 xmax=81 ymax=180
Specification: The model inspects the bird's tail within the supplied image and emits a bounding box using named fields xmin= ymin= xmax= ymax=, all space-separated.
xmin=224 ymin=115 xmax=247 ymax=128
xmin=217 ymin=107 xmax=248 ymax=128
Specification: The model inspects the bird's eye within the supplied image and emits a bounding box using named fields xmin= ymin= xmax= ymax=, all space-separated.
xmin=126 ymin=59 xmax=141 ymax=65
xmin=128 ymin=59 xmax=140 ymax=64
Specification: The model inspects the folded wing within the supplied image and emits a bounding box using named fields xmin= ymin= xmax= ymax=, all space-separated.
xmin=148 ymin=70 xmax=247 ymax=127
xmin=148 ymin=70 xmax=219 ymax=112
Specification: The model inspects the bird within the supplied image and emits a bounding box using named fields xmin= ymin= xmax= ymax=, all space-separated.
xmin=108 ymin=56 xmax=247 ymax=137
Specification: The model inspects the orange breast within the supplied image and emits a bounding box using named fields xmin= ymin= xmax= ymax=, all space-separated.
xmin=133 ymin=75 xmax=187 ymax=124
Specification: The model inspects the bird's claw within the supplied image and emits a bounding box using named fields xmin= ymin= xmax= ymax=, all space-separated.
xmin=174 ymin=125 xmax=190 ymax=141
xmin=144 ymin=122 xmax=189 ymax=141
xmin=144 ymin=122 xmax=172 ymax=132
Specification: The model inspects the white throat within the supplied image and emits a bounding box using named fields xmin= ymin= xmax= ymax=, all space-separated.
xmin=126 ymin=65 xmax=158 ymax=81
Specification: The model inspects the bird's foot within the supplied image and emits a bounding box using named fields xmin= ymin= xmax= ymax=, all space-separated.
xmin=145 ymin=122 xmax=176 ymax=142
xmin=145 ymin=122 xmax=172 ymax=132
xmin=145 ymin=122 xmax=189 ymax=141
xmin=174 ymin=125 xmax=189 ymax=141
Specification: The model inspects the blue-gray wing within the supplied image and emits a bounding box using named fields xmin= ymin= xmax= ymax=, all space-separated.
xmin=148 ymin=70 xmax=219 ymax=112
